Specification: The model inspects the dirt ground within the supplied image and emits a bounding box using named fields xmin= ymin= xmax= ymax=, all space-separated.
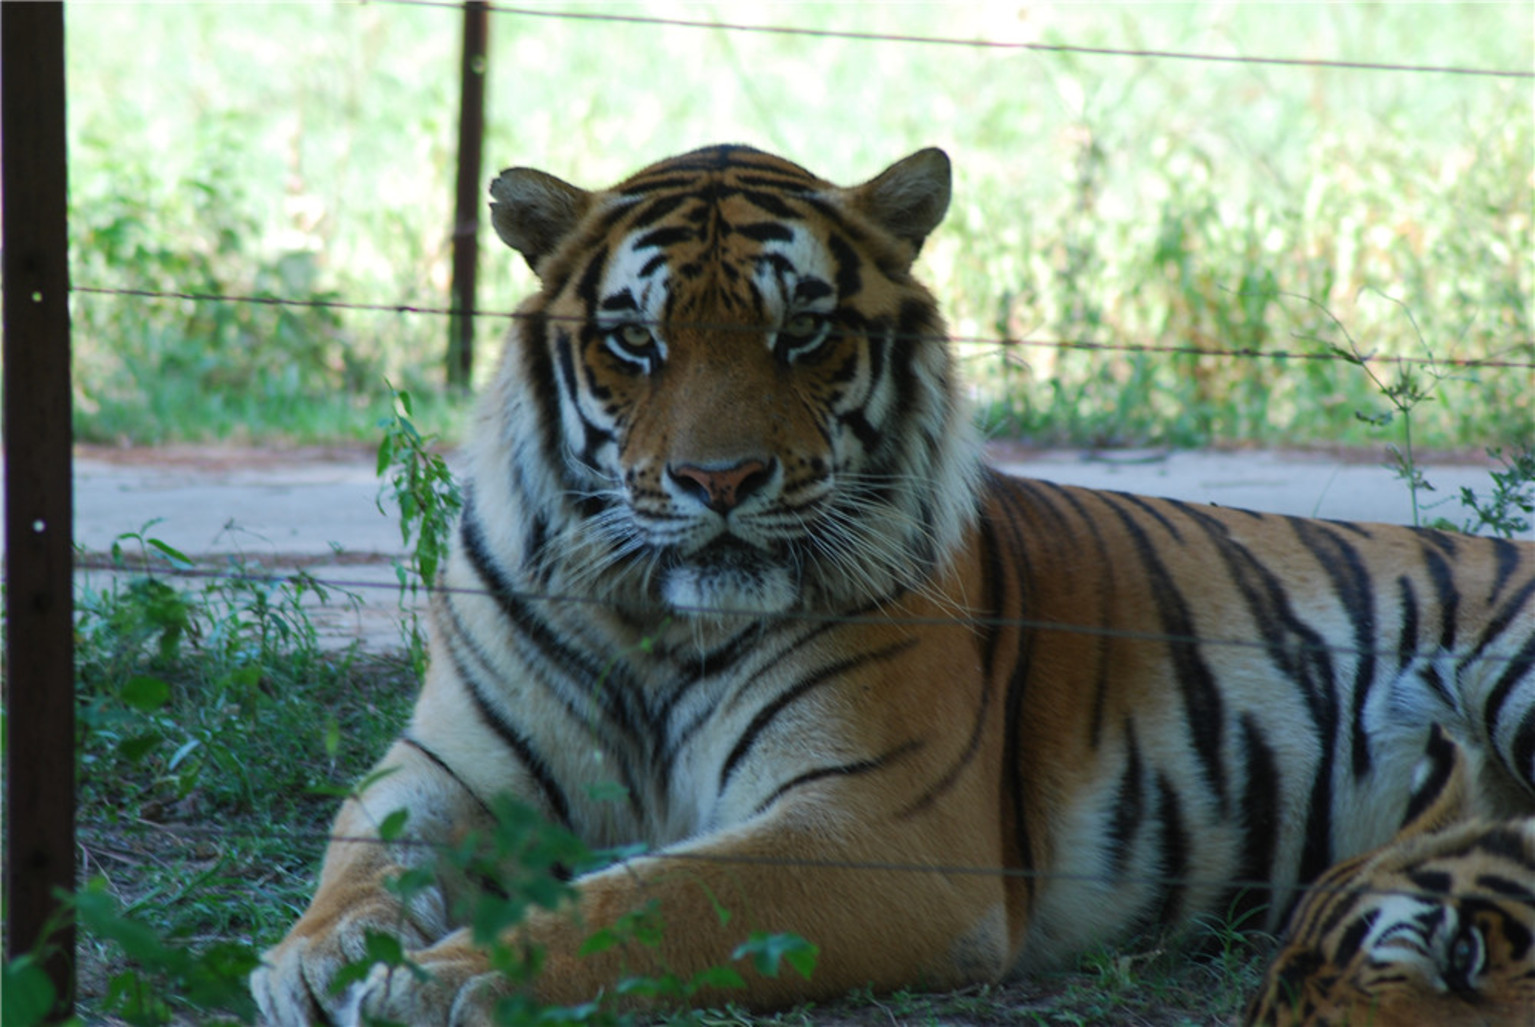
xmin=27 ymin=441 xmax=1532 ymax=654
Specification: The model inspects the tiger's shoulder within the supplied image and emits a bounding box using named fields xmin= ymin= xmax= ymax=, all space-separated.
xmin=1246 ymin=724 xmax=1535 ymax=1027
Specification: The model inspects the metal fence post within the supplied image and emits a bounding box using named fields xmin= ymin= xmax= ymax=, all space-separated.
xmin=2 ymin=0 xmax=77 ymax=1017
xmin=447 ymin=0 xmax=489 ymax=387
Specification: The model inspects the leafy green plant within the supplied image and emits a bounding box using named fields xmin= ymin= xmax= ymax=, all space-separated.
xmin=1446 ymin=446 xmax=1535 ymax=540
xmin=376 ymin=382 xmax=465 ymax=673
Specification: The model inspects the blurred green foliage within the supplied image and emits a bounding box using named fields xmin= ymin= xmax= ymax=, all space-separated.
xmin=63 ymin=3 xmax=1532 ymax=450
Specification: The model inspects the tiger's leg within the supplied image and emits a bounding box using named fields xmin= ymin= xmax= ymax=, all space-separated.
xmin=250 ymin=740 xmax=497 ymax=1026
xmin=341 ymin=807 xmax=1011 ymax=1026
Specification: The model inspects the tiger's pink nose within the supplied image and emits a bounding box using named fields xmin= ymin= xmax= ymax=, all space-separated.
xmin=667 ymin=458 xmax=774 ymax=514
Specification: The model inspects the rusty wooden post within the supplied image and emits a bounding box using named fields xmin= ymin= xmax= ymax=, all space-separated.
xmin=447 ymin=0 xmax=489 ymax=387
xmin=3 ymin=0 xmax=77 ymax=1016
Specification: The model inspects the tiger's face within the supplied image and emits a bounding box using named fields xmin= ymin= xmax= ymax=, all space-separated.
xmin=1248 ymin=820 xmax=1535 ymax=1026
xmin=483 ymin=146 xmax=979 ymax=616
xmin=1247 ymin=726 xmax=1535 ymax=1027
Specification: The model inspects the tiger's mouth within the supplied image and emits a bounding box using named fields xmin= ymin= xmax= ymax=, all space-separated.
xmin=688 ymin=536 xmax=773 ymax=569
xmin=659 ymin=537 xmax=799 ymax=614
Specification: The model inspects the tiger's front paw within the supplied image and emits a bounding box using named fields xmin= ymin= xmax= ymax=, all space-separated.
xmin=251 ymin=891 xmax=446 ymax=1025
xmin=338 ymin=931 xmax=507 ymax=1027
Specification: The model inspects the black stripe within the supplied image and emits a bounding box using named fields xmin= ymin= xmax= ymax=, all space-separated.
xmin=399 ymin=735 xmax=495 ymax=820
xmin=1290 ymin=519 xmax=1378 ymax=779
xmin=573 ymin=242 xmax=609 ymax=309
xmin=1331 ymin=908 xmax=1378 ymax=965
xmin=1402 ymin=725 xmax=1459 ymax=827
xmin=1118 ymin=492 xmax=1184 ymax=544
xmin=1408 ymin=869 xmax=1453 ymax=895
xmin=634 ymin=225 xmax=695 ymax=251
xmin=1160 ymin=504 xmax=1339 ymax=889
xmin=735 ymin=188 xmax=800 ymax=219
xmin=1231 ymin=714 xmax=1282 ymax=925
xmin=1098 ymin=492 xmax=1229 ymax=816
xmin=1415 ymin=526 xmax=1460 ymax=558
xmin=552 ymin=331 xmax=614 ymax=477
xmin=1396 ymin=575 xmax=1420 ymax=672
xmin=757 ymin=740 xmax=923 ymax=817
xmin=459 ymin=510 xmax=652 ymax=755
xmin=1420 ymin=542 xmax=1460 ymax=651
xmin=1105 ymin=718 xmax=1144 ymax=878
xmin=1482 ymin=630 xmax=1535 ymax=778
xmin=1463 ymin=575 xmax=1535 ymax=670
xmin=1042 ymin=484 xmax=1115 ymax=747
xmin=718 ymin=638 xmax=918 ymax=795
xmin=520 ymin=314 xmax=565 ymax=484
xmin=1489 ymin=537 xmax=1523 ymax=603
xmin=737 ymin=220 xmax=795 ymax=243
xmin=1152 ymin=773 xmax=1190 ymax=923
xmin=826 ymin=232 xmax=863 ymax=300
xmin=626 ymin=192 xmax=691 ymax=231
xmin=435 ymin=591 xmax=640 ymax=817
xmin=1472 ymin=873 xmax=1535 ymax=905
xmin=1513 ymin=717 xmax=1535 ymax=793
xmin=990 ymin=481 xmax=1040 ymax=904
xmin=898 ymin=618 xmax=994 ymax=816
xmin=443 ymin=638 xmax=573 ymax=829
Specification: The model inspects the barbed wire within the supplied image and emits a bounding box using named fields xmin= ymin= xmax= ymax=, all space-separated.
xmin=74 ymin=558 xmax=1535 ymax=668
xmin=76 ymin=815 xmax=1535 ymax=909
xmin=370 ymin=0 xmax=1535 ymax=79
xmin=68 ymin=285 xmax=1535 ymax=370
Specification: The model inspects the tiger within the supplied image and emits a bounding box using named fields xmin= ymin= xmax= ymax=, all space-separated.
xmin=249 ymin=144 xmax=1535 ymax=1026
xmin=1246 ymin=724 xmax=1535 ymax=1026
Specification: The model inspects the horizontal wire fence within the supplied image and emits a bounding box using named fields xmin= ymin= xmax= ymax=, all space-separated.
xmin=76 ymin=820 xmax=1533 ymax=914
xmin=69 ymin=2 xmax=1535 ymax=948
xmin=378 ymin=0 xmax=1535 ymax=78
xmin=67 ymin=286 xmax=1535 ymax=369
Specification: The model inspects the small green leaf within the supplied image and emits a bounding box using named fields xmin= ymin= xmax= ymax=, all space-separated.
xmin=687 ymin=964 xmax=746 ymax=992
xmin=378 ymin=808 xmax=409 ymax=841
xmin=120 ymin=675 xmax=171 ymax=712
xmin=323 ymin=716 xmax=341 ymax=759
xmin=577 ymin=928 xmax=620 ymax=957
xmin=582 ymin=780 xmax=629 ymax=804
xmin=167 ymin=737 xmax=201 ymax=771
xmin=349 ymin=765 xmax=401 ymax=799
xmin=732 ymin=932 xmax=819 ymax=980
xmin=117 ymin=733 xmax=161 ymax=762
xmin=2 ymin=956 xmax=57 ymax=1027
xmin=145 ymin=537 xmax=194 ymax=569
xmin=363 ymin=930 xmax=406 ymax=966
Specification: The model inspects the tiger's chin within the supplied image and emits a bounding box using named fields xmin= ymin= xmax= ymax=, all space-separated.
xmin=661 ymin=560 xmax=799 ymax=617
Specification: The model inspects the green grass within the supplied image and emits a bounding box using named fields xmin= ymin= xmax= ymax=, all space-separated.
xmin=67 ymin=536 xmax=419 ymax=1023
xmin=62 ymin=3 xmax=1532 ymax=451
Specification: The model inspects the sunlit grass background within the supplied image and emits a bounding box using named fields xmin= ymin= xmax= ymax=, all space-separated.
xmin=66 ymin=2 xmax=1533 ymax=450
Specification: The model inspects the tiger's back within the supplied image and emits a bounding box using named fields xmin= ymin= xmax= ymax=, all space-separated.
xmin=251 ymin=144 xmax=1535 ymax=1025
xmin=974 ymin=472 xmax=1535 ymax=966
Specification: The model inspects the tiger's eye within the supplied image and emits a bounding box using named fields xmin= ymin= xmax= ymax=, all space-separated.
xmin=1445 ymin=924 xmax=1485 ymax=992
xmin=784 ymin=313 xmax=822 ymax=339
xmin=619 ymin=324 xmax=653 ymax=350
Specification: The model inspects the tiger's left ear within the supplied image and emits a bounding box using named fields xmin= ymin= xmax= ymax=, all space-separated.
xmin=489 ymin=167 xmax=594 ymax=276
xmin=847 ymin=147 xmax=952 ymax=262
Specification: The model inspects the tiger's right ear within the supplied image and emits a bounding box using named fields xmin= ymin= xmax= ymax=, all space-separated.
xmin=489 ymin=167 xmax=594 ymax=275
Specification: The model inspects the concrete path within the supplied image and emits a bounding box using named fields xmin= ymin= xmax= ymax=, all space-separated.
xmin=9 ymin=444 xmax=1529 ymax=652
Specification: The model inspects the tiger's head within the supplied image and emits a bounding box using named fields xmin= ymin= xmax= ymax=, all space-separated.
xmin=475 ymin=146 xmax=979 ymax=617
xmin=1246 ymin=725 xmax=1535 ymax=1026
